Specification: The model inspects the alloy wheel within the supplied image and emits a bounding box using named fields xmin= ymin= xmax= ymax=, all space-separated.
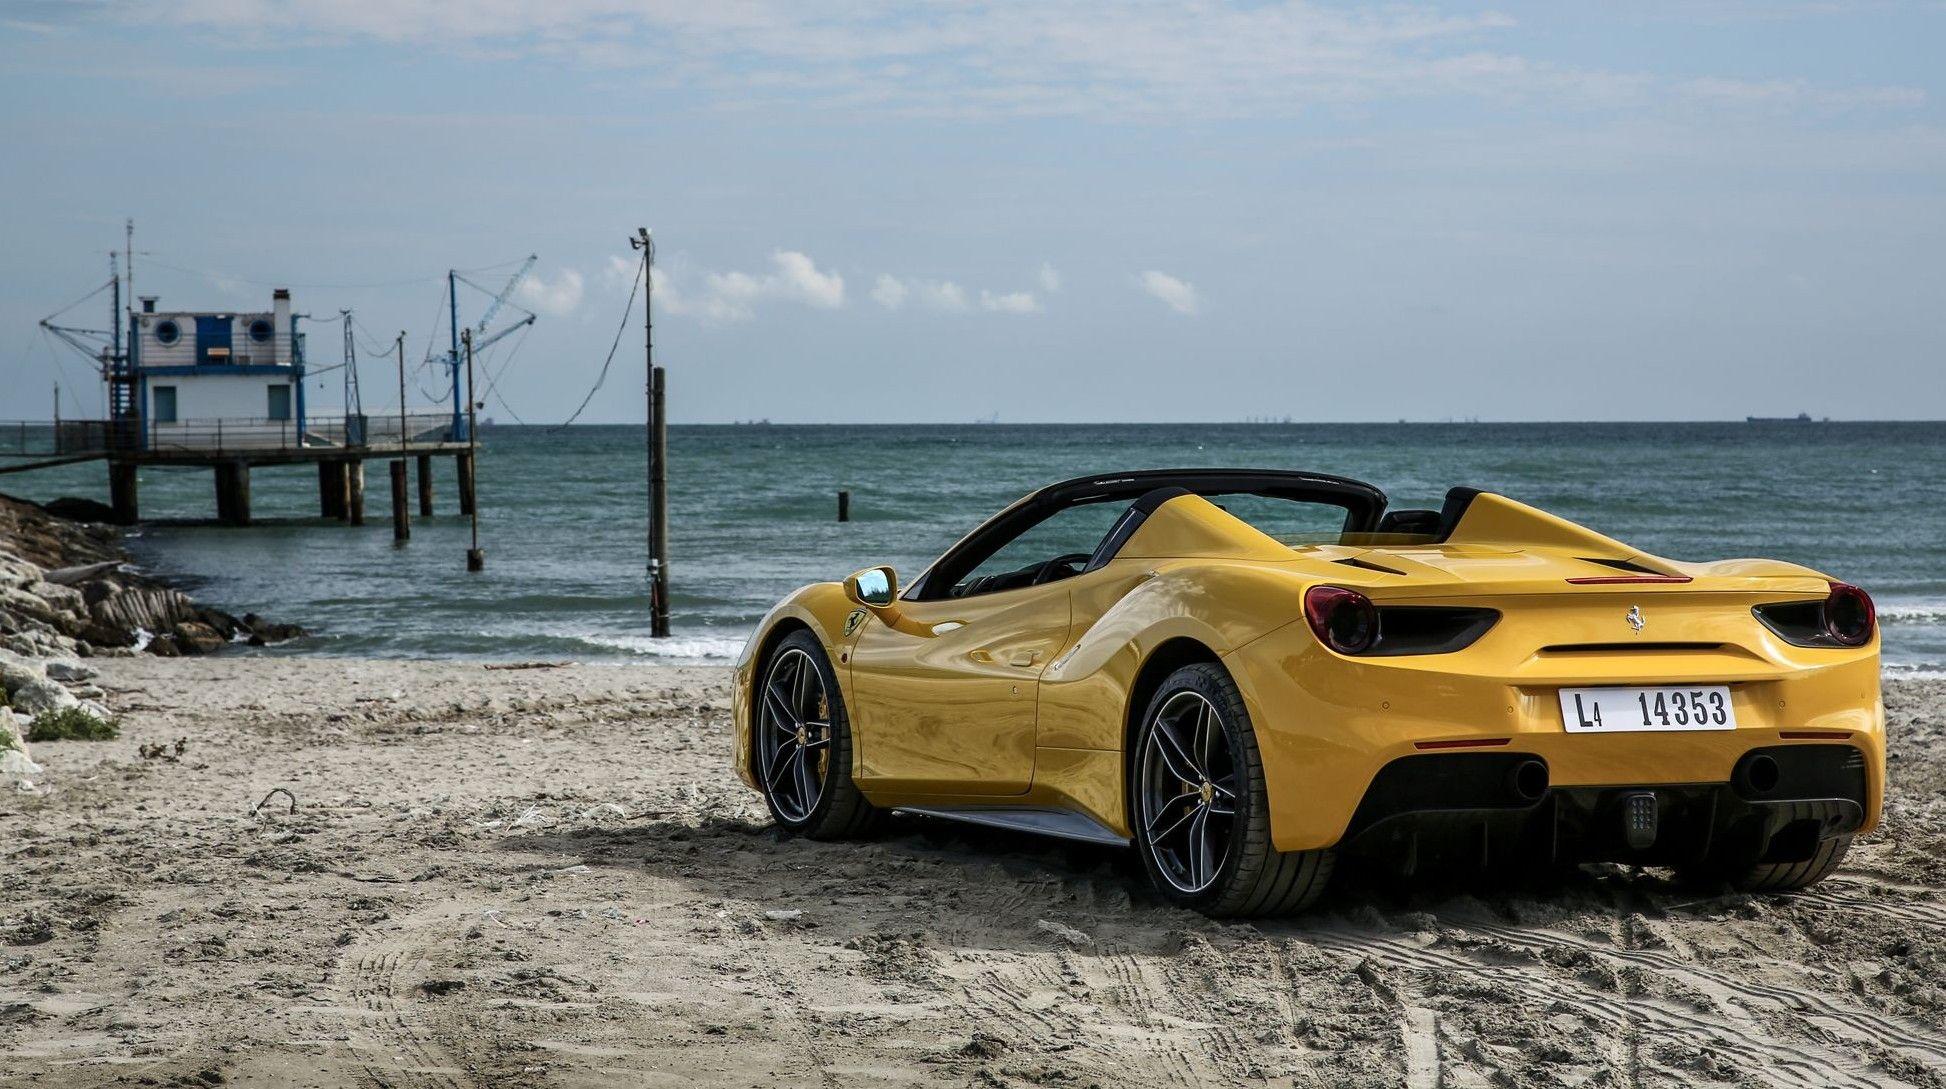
xmin=758 ymin=647 xmax=832 ymax=823
xmin=1137 ymin=690 xmax=1238 ymax=893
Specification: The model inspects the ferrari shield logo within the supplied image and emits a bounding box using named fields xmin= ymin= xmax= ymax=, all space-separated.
xmin=1626 ymin=605 xmax=1645 ymax=634
xmin=844 ymin=609 xmax=867 ymax=637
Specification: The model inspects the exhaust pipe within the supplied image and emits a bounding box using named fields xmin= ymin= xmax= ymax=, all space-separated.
xmin=1506 ymin=759 xmax=1550 ymax=803
xmin=1734 ymin=753 xmax=1781 ymax=797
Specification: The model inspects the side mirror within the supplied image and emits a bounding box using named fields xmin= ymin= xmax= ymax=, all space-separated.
xmin=844 ymin=565 xmax=898 ymax=609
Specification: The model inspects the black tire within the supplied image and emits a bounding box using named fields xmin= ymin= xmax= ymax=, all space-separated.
xmin=1130 ymin=662 xmax=1333 ymax=917
xmin=1684 ymin=804 xmax=1853 ymax=892
xmin=754 ymin=630 xmax=878 ymax=840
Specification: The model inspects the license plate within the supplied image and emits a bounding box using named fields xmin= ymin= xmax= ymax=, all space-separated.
xmin=1558 ymin=685 xmax=1736 ymax=733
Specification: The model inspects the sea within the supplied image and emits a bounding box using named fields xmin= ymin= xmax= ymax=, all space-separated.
xmin=7 ymin=422 xmax=1943 ymax=676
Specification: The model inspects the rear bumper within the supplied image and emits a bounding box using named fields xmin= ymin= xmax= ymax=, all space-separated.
xmin=1225 ymin=618 xmax=1885 ymax=853
xmin=1340 ymin=746 xmax=1867 ymax=872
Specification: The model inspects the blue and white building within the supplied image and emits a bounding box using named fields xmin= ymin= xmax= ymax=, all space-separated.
xmin=127 ymin=288 xmax=306 ymax=449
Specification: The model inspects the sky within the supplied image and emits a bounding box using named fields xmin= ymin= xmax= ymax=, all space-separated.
xmin=0 ymin=1 xmax=1942 ymax=424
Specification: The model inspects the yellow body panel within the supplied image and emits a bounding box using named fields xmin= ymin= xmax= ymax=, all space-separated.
xmin=732 ymin=491 xmax=1884 ymax=854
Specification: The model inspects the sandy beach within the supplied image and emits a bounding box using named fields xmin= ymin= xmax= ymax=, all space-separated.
xmin=3 ymin=658 xmax=1943 ymax=1088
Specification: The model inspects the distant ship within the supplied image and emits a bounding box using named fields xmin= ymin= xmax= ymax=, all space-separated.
xmin=1746 ymin=412 xmax=1820 ymax=423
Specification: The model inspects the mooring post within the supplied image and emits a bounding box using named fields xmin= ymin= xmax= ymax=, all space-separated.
xmin=347 ymin=460 xmax=366 ymax=526
xmin=416 ymin=453 xmax=433 ymax=516
xmin=109 ymin=461 xmax=139 ymax=525
xmin=463 ymin=329 xmax=484 ymax=572
xmin=837 ymin=490 xmax=850 ymax=522
xmin=456 ymin=452 xmax=477 ymax=517
xmin=389 ymin=459 xmax=410 ymax=542
xmin=648 ymin=364 xmax=669 ymax=637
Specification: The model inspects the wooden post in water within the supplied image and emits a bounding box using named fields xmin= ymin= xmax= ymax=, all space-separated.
xmin=213 ymin=466 xmax=232 ymax=524
xmin=837 ymin=490 xmax=850 ymax=522
xmin=463 ymin=329 xmax=484 ymax=572
xmin=319 ymin=461 xmax=346 ymax=520
xmin=648 ymin=364 xmax=669 ymax=637
xmin=417 ymin=454 xmax=434 ymax=516
xmin=390 ymin=459 xmax=409 ymax=542
xmin=632 ymin=226 xmax=670 ymax=639
xmin=347 ymin=460 xmax=366 ymax=526
xmin=457 ymin=454 xmax=476 ymax=516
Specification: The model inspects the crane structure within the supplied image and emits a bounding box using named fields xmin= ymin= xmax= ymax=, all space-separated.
xmin=443 ymin=255 xmax=537 ymax=441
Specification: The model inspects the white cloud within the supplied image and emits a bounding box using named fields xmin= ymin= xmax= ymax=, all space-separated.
xmin=870 ymin=274 xmax=908 ymax=310
xmin=980 ymin=290 xmax=1039 ymax=314
xmin=515 ymin=266 xmax=585 ymax=316
xmin=644 ymin=249 xmax=844 ymax=323
xmin=1137 ymin=270 xmax=1200 ymax=315
xmin=1037 ymin=263 xmax=1062 ymax=293
xmin=914 ymin=280 xmax=969 ymax=313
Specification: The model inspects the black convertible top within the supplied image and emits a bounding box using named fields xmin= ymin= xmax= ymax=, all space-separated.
xmin=904 ymin=468 xmax=1392 ymax=600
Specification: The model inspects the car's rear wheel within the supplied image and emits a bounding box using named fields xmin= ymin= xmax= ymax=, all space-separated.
xmin=1131 ymin=662 xmax=1333 ymax=917
xmin=756 ymin=630 xmax=877 ymax=839
xmin=1682 ymin=804 xmax=1853 ymax=892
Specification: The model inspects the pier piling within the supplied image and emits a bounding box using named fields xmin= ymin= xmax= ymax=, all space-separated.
xmin=320 ymin=461 xmax=347 ymax=520
xmin=109 ymin=462 xmax=139 ymax=525
xmin=417 ymin=454 xmax=434 ymax=517
xmin=390 ymin=459 xmax=410 ymax=542
xmin=347 ymin=461 xmax=366 ymax=526
xmin=214 ymin=462 xmax=251 ymax=526
xmin=837 ymin=490 xmax=850 ymax=522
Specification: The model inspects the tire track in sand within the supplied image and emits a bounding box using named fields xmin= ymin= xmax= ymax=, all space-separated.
xmin=1305 ymin=927 xmax=1888 ymax=1089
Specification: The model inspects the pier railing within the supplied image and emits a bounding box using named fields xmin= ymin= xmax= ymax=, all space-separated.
xmin=0 ymin=413 xmax=454 ymax=460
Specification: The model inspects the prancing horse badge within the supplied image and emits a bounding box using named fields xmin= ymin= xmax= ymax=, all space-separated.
xmin=844 ymin=609 xmax=867 ymax=637
xmin=1626 ymin=605 xmax=1645 ymax=634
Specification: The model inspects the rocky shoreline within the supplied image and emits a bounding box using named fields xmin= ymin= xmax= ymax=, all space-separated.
xmin=1 ymin=491 xmax=300 ymax=779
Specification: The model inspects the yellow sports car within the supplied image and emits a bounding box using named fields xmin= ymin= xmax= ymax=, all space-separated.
xmin=732 ymin=469 xmax=1882 ymax=916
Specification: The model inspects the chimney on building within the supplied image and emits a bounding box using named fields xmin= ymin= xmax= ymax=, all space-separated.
xmin=273 ymin=288 xmax=292 ymax=366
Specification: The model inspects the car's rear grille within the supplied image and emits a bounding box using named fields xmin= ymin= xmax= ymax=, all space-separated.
xmin=1539 ymin=642 xmax=1724 ymax=655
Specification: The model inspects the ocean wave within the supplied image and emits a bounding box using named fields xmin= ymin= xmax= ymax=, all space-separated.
xmin=1878 ymin=603 xmax=1946 ymax=624
xmin=1884 ymin=663 xmax=1946 ymax=680
xmin=570 ymin=632 xmax=751 ymax=660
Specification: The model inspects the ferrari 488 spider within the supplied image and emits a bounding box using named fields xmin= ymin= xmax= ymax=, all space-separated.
xmin=732 ymin=469 xmax=1881 ymax=916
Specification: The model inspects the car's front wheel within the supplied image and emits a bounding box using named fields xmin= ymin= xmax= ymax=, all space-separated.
xmin=1131 ymin=662 xmax=1333 ymax=917
xmin=755 ymin=630 xmax=878 ymax=839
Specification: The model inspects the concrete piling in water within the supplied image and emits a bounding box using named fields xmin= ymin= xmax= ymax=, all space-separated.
xmin=109 ymin=462 xmax=139 ymax=525
xmin=214 ymin=462 xmax=251 ymax=526
xmin=347 ymin=461 xmax=366 ymax=526
xmin=390 ymin=459 xmax=410 ymax=542
xmin=837 ymin=490 xmax=850 ymax=522
xmin=417 ymin=454 xmax=434 ymax=517
xmin=320 ymin=461 xmax=348 ymax=520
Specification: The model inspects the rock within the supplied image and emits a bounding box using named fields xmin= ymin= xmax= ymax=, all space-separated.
xmin=78 ymin=578 xmax=120 ymax=607
xmin=0 ymin=552 xmax=43 ymax=591
xmin=28 ymin=582 xmax=86 ymax=619
xmin=1034 ymin=919 xmax=1092 ymax=948
xmin=1 ymin=748 xmax=41 ymax=782
xmin=41 ymin=498 xmax=118 ymax=525
xmin=0 ymin=649 xmax=43 ymax=696
xmin=8 ymin=678 xmax=78 ymax=716
xmin=44 ymin=660 xmax=97 ymax=683
xmin=173 ymin=621 xmax=226 ymax=655
xmin=147 ymin=634 xmax=181 ymax=657
xmin=92 ymin=587 xmax=198 ymax=635
xmin=195 ymin=608 xmax=240 ymax=642
xmin=241 ymin=614 xmax=305 ymax=644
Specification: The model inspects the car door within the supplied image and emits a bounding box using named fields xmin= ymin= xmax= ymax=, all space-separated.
xmin=846 ymin=498 xmax=1128 ymax=796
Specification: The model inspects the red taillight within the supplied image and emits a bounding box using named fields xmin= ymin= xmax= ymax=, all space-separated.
xmin=1304 ymin=585 xmax=1378 ymax=655
xmin=1823 ymin=582 xmax=1875 ymax=647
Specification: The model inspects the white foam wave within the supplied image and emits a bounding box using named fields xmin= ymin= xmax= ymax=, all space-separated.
xmin=1877 ymin=602 xmax=1946 ymax=624
xmin=574 ymin=632 xmax=750 ymax=660
xmin=1883 ymin=662 xmax=1946 ymax=680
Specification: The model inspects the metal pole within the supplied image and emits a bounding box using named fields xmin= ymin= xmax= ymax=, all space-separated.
xmin=448 ymin=270 xmax=463 ymax=442
xmin=396 ymin=332 xmax=407 ymax=452
xmin=464 ymin=329 xmax=484 ymax=572
xmin=631 ymin=227 xmax=669 ymax=638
